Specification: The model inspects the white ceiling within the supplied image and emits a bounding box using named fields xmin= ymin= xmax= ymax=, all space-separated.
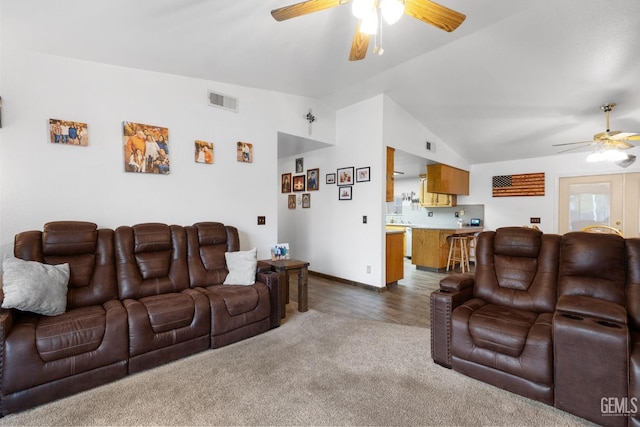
xmin=3 ymin=0 xmax=640 ymax=166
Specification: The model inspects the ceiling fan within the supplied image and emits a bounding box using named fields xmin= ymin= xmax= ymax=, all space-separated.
xmin=270 ymin=0 xmax=466 ymax=61
xmin=554 ymin=103 xmax=640 ymax=157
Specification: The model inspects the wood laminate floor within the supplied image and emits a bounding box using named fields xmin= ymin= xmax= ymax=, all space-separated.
xmin=287 ymin=258 xmax=473 ymax=328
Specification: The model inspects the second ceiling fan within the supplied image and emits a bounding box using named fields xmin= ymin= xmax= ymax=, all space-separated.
xmin=271 ymin=0 xmax=466 ymax=61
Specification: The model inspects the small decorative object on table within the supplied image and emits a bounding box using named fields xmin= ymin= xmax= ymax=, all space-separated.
xmin=271 ymin=243 xmax=290 ymax=260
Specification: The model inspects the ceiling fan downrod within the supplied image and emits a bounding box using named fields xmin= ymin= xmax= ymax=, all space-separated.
xmin=601 ymin=103 xmax=616 ymax=132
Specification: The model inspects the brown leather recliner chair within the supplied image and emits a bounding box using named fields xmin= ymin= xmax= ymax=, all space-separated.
xmin=1 ymin=221 xmax=128 ymax=414
xmin=431 ymin=227 xmax=561 ymax=404
xmin=553 ymin=231 xmax=628 ymax=426
xmin=115 ymin=223 xmax=211 ymax=373
xmin=186 ymin=222 xmax=280 ymax=348
xmin=628 ymin=238 xmax=640 ymax=427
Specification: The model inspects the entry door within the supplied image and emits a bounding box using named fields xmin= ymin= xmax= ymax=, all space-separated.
xmin=558 ymin=173 xmax=640 ymax=237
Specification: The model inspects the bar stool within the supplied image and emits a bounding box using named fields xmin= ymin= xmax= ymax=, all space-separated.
xmin=447 ymin=235 xmax=469 ymax=273
xmin=467 ymin=233 xmax=478 ymax=265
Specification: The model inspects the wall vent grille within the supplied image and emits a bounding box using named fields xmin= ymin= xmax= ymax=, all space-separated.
xmin=208 ymin=90 xmax=238 ymax=113
xmin=426 ymin=141 xmax=436 ymax=152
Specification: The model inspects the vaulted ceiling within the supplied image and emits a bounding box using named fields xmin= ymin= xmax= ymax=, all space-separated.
xmin=3 ymin=0 xmax=640 ymax=165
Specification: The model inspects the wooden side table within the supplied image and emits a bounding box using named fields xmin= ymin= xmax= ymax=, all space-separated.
xmin=260 ymin=259 xmax=309 ymax=318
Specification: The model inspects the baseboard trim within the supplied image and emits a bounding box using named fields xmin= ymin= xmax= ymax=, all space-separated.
xmin=309 ymin=270 xmax=387 ymax=293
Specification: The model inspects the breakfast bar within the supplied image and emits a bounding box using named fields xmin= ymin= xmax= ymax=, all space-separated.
xmin=411 ymin=226 xmax=484 ymax=271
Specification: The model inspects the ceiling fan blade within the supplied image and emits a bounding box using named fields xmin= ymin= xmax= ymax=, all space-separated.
xmin=607 ymin=140 xmax=634 ymax=150
xmin=557 ymin=145 xmax=593 ymax=154
xmin=349 ymin=21 xmax=370 ymax=61
xmin=609 ymin=132 xmax=640 ymax=141
xmin=404 ymin=0 xmax=466 ymax=32
xmin=552 ymin=141 xmax=592 ymax=147
xmin=271 ymin=0 xmax=346 ymax=21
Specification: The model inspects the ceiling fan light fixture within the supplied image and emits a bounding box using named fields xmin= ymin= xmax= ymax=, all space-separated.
xmin=603 ymin=149 xmax=628 ymax=162
xmin=352 ymin=0 xmax=376 ymax=20
xmin=380 ymin=0 xmax=404 ymax=25
xmin=360 ymin=9 xmax=379 ymax=35
xmin=586 ymin=151 xmax=604 ymax=162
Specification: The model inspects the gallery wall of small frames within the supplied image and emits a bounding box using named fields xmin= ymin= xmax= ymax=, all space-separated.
xmin=48 ymin=117 xmax=255 ymax=175
xmin=281 ymin=157 xmax=371 ymax=209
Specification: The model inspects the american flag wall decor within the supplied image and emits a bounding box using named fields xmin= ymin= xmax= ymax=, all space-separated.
xmin=492 ymin=173 xmax=545 ymax=197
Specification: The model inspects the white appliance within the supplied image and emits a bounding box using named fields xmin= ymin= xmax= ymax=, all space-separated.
xmin=405 ymin=227 xmax=412 ymax=258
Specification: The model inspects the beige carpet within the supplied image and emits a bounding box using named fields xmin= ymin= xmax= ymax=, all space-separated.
xmin=0 ymin=306 xmax=590 ymax=426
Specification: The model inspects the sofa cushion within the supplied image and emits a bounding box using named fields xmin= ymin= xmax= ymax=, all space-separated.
xmin=35 ymin=305 xmax=107 ymax=361
xmin=223 ymin=248 xmax=257 ymax=285
xmin=1 ymin=257 xmax=70 ymax=316
xmin=468 ymin=303 xmax=539 ymax=357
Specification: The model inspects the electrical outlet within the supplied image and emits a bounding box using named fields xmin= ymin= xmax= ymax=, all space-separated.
xmin=257 ymin=216 xmax=266 ymax=225
xmin=428 ymin=212 xmax=433 ymax=217
xmin=366 ymin=265 xmax=371 ymax=274
xmin=530 ymin=217 xmax=541 ymax=224
xmin=363 ymin=215 xmax=367 ymax=224
xmin=454 ymin=212 xmax=459 ymax=218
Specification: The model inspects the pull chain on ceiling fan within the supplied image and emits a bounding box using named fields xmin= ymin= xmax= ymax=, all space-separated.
xmin=271 ymin=0 xmax=466 ymax=61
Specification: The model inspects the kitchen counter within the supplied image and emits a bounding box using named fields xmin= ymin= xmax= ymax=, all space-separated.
xmin=385 ymin=229 xmax=406 ymax=234
xmin=411 ymin=227 xmax=484 ymax=271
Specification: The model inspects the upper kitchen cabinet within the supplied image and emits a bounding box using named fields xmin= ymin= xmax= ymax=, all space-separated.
xmin=386 ymin=147 xmax=395 ymax=202
xmin=427 ymin=164 xmax=470 ymax=195
xmin=419 ymin=175 xmax=457 ymax=207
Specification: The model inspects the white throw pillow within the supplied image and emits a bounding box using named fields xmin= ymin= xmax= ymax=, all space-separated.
xmin=1 ymin=257 xmax=70 ymax=316
xmin=223 ymin=248 xmax=257 ymax=285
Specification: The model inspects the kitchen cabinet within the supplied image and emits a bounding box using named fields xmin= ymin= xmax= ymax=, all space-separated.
xmin=419 ymin=176 xmax=457 ymax=207
xmin=385 ymin=225 xmax=407 ymax=255
xmin=386 ymin=147 xmax=395 ymax=202
xmin=386 ymin=230 xmax=404 ymax=284
xmin=427 ymin=164 xmax=469 ymax=195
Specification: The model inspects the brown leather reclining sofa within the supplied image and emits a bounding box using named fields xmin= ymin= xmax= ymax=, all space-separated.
xmin=431 ymin=226 xmax=640 ymax=426
xmin=0 ymin=221 xmax=281 ymax=416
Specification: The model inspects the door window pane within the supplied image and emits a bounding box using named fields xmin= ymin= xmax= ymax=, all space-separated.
xmin=568 ymin=182 xmax=611 ymax=231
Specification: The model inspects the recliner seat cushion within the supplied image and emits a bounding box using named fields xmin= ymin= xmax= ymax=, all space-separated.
xmin=467 ymin=303 xmax=539 ymax=357
xmin=452 ymin=298 xmax=554 ymax=385
xmin=36 ymin=305 xmax=108 ymax=361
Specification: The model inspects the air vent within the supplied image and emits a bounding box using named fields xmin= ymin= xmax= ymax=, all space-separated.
xmin=208 ymin=90 xmax=238 ymax=113
xmin=426 ymin=140 xmax=436 ymax=152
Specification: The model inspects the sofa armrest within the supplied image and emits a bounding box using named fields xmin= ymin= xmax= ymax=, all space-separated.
xmin=439 ymin=273 xmax=475 ymax=293
xmin=257 ymin=270 xmax=281 ymax=329
xmin=430 ymin=284 xmax=474 ymax=368
xmin=256 ymin=261 xmax=272 ymax=274
xmin=555 ymin=294 xmax=627 ymax=325
xmin=0 ymin=307 xmax=15 ymax=346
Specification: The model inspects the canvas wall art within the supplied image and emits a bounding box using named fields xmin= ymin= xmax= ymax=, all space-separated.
xmin=49 ymin=118 xmax=88 ymax=146
xmin=123 ymin=121 xmax=170 ymax=174
xmin=195 ymin=140 xmax=214 ymax=164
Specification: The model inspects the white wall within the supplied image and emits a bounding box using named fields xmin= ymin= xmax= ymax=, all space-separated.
xmin=382 ymin=96 xmax=470 ymax=171
xmin=0 ymin=48 xmax=335 ymax=259
xmin=466 ymin=152 xmax=640 ymax=233
xmin=278 ymin=95 xmax=386 ymax=287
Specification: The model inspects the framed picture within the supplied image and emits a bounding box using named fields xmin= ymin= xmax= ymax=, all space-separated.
xmin=195 ymin=140 xmax=214 ymax=164
xmin=281 ymin=173 xmax=292 ymax=193
xmin=326 ymin=173 xmax=336 ymax=184
xmin=302 ymin=193 xmax=311 ymax=208
xmin=123 ymin=121 xmax=169 ymax=174
xmin=295 ymin=157 xmax=304 ymax=173
xmin=356 ymin=167 xmax=370 ymax=182
xmin=307 ymin=168 xmax=319 ymax=191
xmin=339 ymin=186 xmax=352 ymax=200
xmin=237 ymin=141 xmax=253 ymax=163
xmin=337 ymin=167 xmax=354 ymax=186
xmin=50 ymin=118 xmax=89 ymax=146
xmin=293 ymin=175 xmax=306 ymax=192
xmin=288 ymin=194 xmax=296 ymax=209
